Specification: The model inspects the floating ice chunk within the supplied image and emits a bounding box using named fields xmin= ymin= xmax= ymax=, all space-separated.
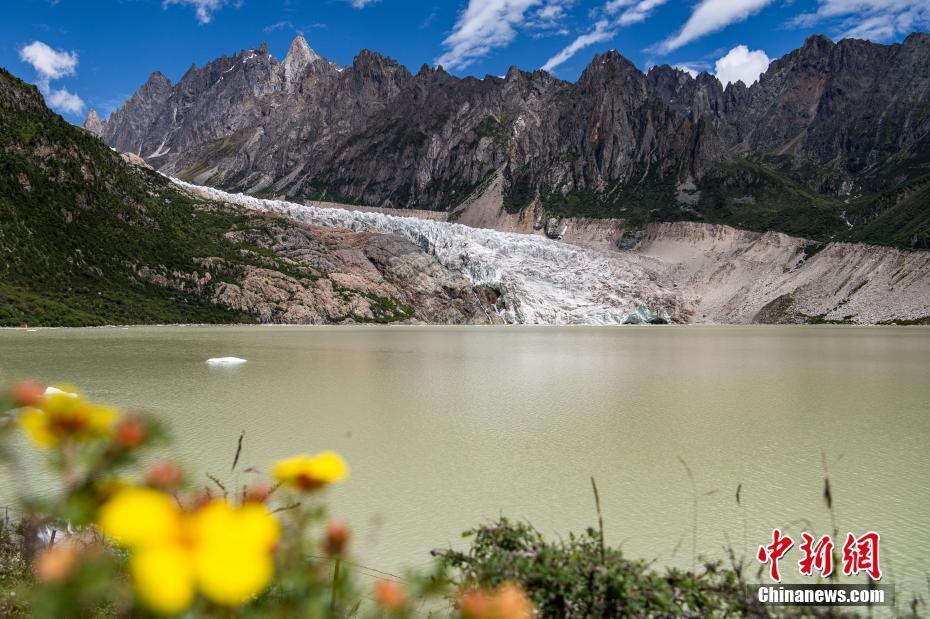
xmin=45 ymin=386 xmax=77 ymax=398
xmin=207 ymin=357 xmax=248 ymax=366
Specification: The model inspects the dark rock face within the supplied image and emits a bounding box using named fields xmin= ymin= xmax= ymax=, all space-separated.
xmin=86 ymin=34 xmax=930 ymax=245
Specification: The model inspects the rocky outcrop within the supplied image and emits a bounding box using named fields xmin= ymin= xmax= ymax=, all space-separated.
xmin=83 ymin=109 xmax=104 ymax=136
xmin=215 ymin=222 xmax=504 ymax=324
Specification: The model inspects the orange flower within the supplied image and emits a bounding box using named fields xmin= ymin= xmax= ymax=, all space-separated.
xmin=458 ymin=588 xmax=491 ymax=618
xmin=114 ymin=417 xmax=146 ymax=448
xmin=145 ymin=460 xmax=182 ymax=490
xmin=33 ymin=544 xmax=79 ymax=583
xmin=10 ymin=380 xmax=44 ymax=408
xmin=374 ymin=579 xmax=407 ymax=611
xmin=324 ymin=520 xmax=350 ymax=556
xmin=458 ymin=582 xmax=533 ymax=619
xmin=493 ymin=583 xmax=534 ymax=619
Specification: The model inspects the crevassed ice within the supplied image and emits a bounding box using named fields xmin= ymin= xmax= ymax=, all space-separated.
xmin=173 ymin=180 xmax=674 ymax=325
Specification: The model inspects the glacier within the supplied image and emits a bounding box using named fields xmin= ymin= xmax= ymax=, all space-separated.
xmin=173 ymin=180 xmax=680 ymax=325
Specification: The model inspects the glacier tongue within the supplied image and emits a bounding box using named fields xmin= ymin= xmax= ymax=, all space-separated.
xmin=173 ymin=180 xmax=680 ymax=325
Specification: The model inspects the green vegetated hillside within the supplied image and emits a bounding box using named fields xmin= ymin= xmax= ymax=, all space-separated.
xmin=0 ymin=68 xmax=425 ymax=328
xmin=0 ymin=69 xmax=270 ymax=326
xmin=534 ymin=156 xmax=930 ymax=249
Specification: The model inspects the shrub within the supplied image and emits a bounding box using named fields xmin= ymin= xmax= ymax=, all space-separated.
xmin=439 ymin=519 xmax=751 ymax=618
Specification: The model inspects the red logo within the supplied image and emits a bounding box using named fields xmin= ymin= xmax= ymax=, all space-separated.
xmin=757 ymin=530 xmax=881 ymax=582
xmin=757 ymin=528 xmax=794 ymax=582
xmin=842 ymin=532 xmax=882 ymax=581
xmin=798 ymin=532 xmax=834 ymax=578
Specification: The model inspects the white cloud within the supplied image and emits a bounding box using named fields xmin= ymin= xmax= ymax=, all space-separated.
xmin=18 ymin=40 xmax=77 ymax=80
xmin=263 ymin=20 xmax=293 ymax=33
xmin=790 ymin=0 xmax=930 ymax=42
xmin=713 ymin=45 xmax=770 ymax=86
xmin=162 ymin=0 xmax=227 ymax=24
xmin=526 ymin=0 xmax=575 ymax=31
xmin=657 ymin=0 xmax=774 ymax=54
xmin=614 ymin=0 xmax=670 ymax=26
xmin=436 ymin=0 xmax=560 ymax=70
xmin=540 ymin=0 xmax=668 ymax=73
xmin=18 ymin=40 xmax=85 ymax=116
xmin=541 ymin=19 xmax=614 ymax=71
xmin=45 ymin=88 xmax=85 ymax=114
xmin=347 ymin=0 xmax=381 ymax=7
xmin=674 ymin=63 xmax=699 ymax=77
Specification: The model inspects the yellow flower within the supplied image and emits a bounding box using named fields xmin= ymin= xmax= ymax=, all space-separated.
xmin=98 ymin=487 xmax=180 ymax=548
xmin=273 ymin=451 xmax=349 ymax=490
xmin=131 ymin=546 xmax=195 ymax=614
xmin=17 ymin=390 xmax=118 ymax=448
xmin=98 ymin=488 xmax=280 ymax=615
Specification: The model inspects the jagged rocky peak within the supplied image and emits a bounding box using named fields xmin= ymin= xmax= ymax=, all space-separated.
xmin=283 ymin=35 xmax=322 ymax=85
xmin=505 ymin=65 xmax=523 ymax=81
xmin=146 ymin=71 xmax=172 ymax=89
xmin=577 ymin=49 xmax=643 ymax=87
xmin=801 ymin=33 xmax=835 ymax=53
xmin=348 ymin=50 xmax=413 ymax=94
xmin=353 ymin=49 xmax=398 ymax=71
xmin=83 ymin=108 xmax=104 ymax=136
xmin=903 ymin=31 xmax=930 ymax=47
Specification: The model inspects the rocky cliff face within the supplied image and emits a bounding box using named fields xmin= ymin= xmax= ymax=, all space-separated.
xmin=634 ymin=222 xmax=930 ymax=324
xmin=86 ymin=34 xmax=930 ymax=248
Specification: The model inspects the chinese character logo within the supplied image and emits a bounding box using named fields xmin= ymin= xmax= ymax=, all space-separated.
xmin=756 ymin=530 xmax=881 ymax=582
xmin=757 ymin=529 xmax=794 ymax=582
xmin=798 ymin=532 xmax=834 ymax=577
xmin=842 ymin=532 xmax=882 ymax=580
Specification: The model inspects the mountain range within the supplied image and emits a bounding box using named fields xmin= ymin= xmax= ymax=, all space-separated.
xmin=85 ymin=33 xmax=930 ymax=249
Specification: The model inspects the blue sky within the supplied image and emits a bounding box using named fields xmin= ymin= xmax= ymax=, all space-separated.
xmin=2 ymin=0 xmax=928 ymax=123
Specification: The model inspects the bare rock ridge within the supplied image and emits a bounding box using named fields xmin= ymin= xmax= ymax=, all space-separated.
xmin=283 ymin=35 xmax=322 ymax=88
xmin=85 ymin=33 xmax=930 ymax=249
xmin=83 ymin=108 xmax=103 ymax=136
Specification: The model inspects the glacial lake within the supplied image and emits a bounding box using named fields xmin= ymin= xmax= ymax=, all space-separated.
xmin=1 ymin=326 xmax=928 ymax=602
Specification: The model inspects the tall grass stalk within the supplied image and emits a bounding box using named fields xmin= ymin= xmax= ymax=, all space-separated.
xmin=590 ymin=477 xmax=606 ymax=565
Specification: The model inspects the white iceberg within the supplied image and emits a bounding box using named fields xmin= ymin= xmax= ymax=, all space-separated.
xmin=45 ymin=386 xmax=77 ymax=398
xmin=206 ymin=357 xmax=248 ymax=366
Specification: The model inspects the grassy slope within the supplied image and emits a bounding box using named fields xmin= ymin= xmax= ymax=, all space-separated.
xmin=532 ymin=153 xmax=930 ymax=248
xmin=533 ymin=158 xmax=850 ymax=240
xmin=0 ymin=69 xmax=275 ymax=327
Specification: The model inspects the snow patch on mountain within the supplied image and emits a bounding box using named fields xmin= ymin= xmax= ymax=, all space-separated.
xmin=173 ymin=180 xmax=681 ymax=325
